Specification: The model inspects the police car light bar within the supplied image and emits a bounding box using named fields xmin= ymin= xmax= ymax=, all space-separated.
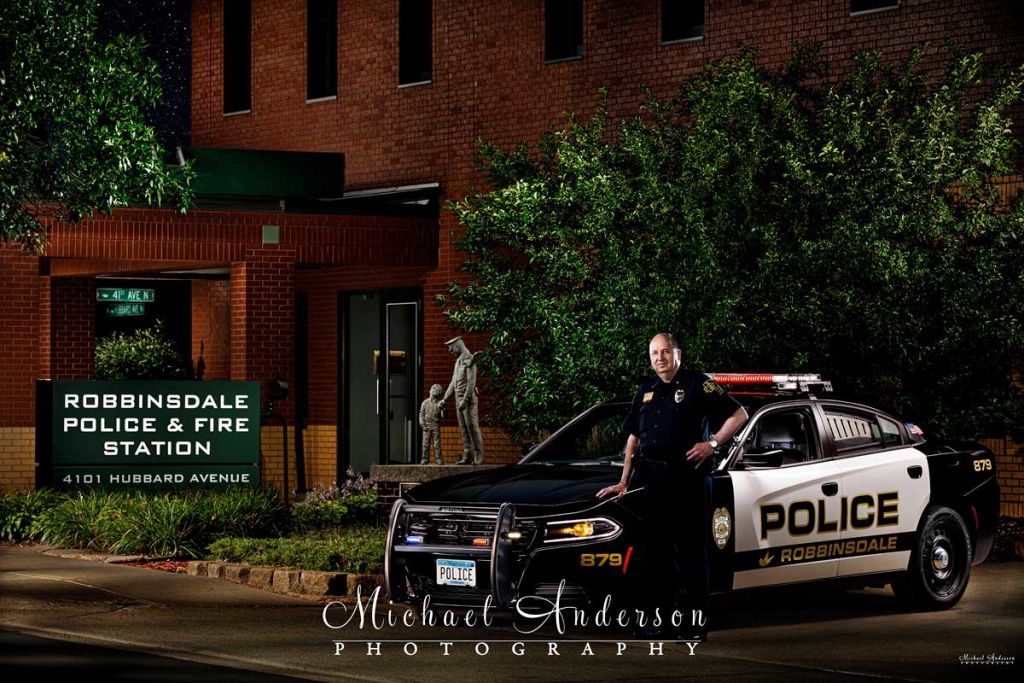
xmin=708 ymin=373 xmax=833 ymax=393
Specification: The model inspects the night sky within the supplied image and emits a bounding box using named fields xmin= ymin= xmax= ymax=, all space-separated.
xmin=98 ymin=0 xmax=191 ymax=148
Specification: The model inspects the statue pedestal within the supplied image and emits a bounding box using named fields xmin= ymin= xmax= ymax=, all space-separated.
xmin=370 ymin=464 xmax=501 ymax=512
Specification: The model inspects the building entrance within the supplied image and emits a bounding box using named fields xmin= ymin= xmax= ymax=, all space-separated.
xmin=340 ymin=289 xmax=421 ymax=473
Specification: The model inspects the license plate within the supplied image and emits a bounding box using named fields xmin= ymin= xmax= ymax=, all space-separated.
xmin=436 ymin=559 xmax=476 ymax=587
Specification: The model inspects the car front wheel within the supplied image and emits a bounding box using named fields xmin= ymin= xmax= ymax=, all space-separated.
xmin=894 ymin=505 xmax=972 ymax=610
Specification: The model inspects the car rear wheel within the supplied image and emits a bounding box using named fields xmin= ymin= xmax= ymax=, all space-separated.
xmin=894 ymin=505 xmax=972 ymax=610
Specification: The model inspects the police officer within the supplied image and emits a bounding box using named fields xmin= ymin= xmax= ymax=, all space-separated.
xmin=597 ymin=332 xmax=747 ymax=641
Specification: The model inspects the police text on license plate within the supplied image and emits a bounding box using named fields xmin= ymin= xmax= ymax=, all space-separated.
xmin=436 ymin=559 xmax=476 ymax=587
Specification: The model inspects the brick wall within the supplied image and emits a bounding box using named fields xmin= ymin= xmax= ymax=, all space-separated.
xmin=192 ymin=279 xmax=232 ymax=380
xmin=231 ymin=247 xmax=296 ymax=455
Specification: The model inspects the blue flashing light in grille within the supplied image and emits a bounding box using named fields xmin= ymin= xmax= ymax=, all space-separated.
xmin=405 ymin=535 xmax=424 ymax=544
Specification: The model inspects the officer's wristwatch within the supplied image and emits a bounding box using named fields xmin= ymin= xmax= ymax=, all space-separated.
xmin=708 ymin=438 xmax=719 ymax=449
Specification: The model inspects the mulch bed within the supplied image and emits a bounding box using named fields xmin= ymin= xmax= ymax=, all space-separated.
xmin=125 ymin=559 xmax=190 ymax=573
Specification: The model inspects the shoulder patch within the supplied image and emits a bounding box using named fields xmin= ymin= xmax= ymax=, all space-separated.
xmin=703 ymin=379 xmax=724 ymax=395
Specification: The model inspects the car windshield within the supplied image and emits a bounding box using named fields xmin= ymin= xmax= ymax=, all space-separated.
xmin=523 ymin=403 xmax=630 ymax=465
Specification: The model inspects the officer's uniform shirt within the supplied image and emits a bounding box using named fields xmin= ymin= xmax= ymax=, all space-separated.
xmin=623 ymin=370 xmax=741 ymax=475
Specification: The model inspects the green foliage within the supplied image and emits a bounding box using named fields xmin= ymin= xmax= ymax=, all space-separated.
xmin=0 ymin=0 xmax=193 ymax=252
xmin=199 ymin=486 xmax=289 ymax=539
xmin=29 ymin=487 xmax=286 ymax=558
xmin=32 ymin=490 xmax=127 ymax=550
xmin=95 ymin=320 xmax=190 ymax=380
xmin=0 ymin=488 xmax=64 ymax=541
xmin=207 ymin=526 xmax=385 ymax=573
xmin=291 ymin=490 xmax=378 ymax=532
xmin=445 ymin=47 xmax=1024 ymax=440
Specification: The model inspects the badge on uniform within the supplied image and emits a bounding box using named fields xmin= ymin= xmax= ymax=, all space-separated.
xmin=642 ymin=392 xmax=654 ymax=404
xmin=674 ymin=389 xmax=685 ymax=403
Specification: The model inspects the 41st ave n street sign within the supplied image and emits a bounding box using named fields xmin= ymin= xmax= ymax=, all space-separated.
xmin=96 ymin=288 xmax=155 ymax=303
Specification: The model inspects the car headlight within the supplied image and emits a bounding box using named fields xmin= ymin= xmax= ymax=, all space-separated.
xmin=543 ymin=517 xmax=621 ymax=544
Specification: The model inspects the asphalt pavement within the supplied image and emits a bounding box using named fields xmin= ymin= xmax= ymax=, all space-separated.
xmin=1 ymin=545 xmax=1020 ymax=682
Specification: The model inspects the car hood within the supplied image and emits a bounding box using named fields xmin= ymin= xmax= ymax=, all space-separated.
xmin=404 ymin=464 xmax=622 ymax=505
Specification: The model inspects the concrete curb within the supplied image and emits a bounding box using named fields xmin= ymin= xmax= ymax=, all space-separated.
xmin=29 ymin=545 xmax=384 ymax=599
xmin=187 ymin=559 xmax=384 ymax=597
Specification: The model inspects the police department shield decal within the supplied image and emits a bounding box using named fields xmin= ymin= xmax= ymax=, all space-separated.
xmin=712 ymin=507 xmax=731 ymax=549
xmin=674 ymin=389 xmax=685 ymax=403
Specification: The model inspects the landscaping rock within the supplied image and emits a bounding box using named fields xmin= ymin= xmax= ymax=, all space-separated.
xmin=272 ymin=569 xmax=302 ymax=593
xmin=347 ymin=573 xmax=384 ymax=596
xmin=222 ymin=564 xmax=251 ymax=584
xmin=206 ymin=562 xmax=227 ymax=579
xmin=299 ymin=571 xmax=348 ymax=596
xmin=186 ymin=561 xmax=209 ymax=577
xmin=248 ymin=567 xmax=276 ymax=589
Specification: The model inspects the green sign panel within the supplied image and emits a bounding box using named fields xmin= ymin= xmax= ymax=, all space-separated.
xmin=49 ymin=381 xmax=261 ymax=491
xmin=96 ymin=288 xmax=155 ymax=303
xmin=106 ymin=303 xmax=146 ymax=317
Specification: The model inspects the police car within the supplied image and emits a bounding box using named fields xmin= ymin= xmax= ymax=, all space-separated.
xmin=385 ymin=374 xmax=999 ymax=611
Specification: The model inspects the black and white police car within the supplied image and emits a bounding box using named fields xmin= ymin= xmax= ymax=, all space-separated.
xmin=385 ymin=374 xmax=999 ymax=611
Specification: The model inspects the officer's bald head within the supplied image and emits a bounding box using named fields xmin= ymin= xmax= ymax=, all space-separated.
xmin=649 ymin=333 xmax=681 ymax=379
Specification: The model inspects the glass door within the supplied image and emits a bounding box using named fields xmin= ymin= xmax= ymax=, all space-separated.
xmin=340 ymin=290 xmax=421 ymax=474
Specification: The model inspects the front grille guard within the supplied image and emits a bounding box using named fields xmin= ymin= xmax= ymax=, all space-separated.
xmin=386 ymin=500 xmax=520 ymax=608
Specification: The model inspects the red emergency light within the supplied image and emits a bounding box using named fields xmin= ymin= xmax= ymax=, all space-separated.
xmin=708 ymin=373 xmax=833 ymax=394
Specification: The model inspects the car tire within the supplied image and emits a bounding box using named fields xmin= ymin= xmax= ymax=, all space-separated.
xmin=894 ymin=505 xmax=972 ymax=610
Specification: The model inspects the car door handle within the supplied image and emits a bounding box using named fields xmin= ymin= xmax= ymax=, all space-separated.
xmin=821 ymin=482 xmax=838 ymax=496
xmin=907 ymin=465 xmax=923 ymax=479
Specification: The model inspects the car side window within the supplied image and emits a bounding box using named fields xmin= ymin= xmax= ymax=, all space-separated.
xmin=878 ymin=416 xmax=903 ymax=448
xmin=824 ymin=409 xmax=899 ymax=454
xmin=742 ymin=408 xmax=820 ymax=465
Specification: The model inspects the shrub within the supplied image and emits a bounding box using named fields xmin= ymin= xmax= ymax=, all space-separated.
xmin=95 ymin=320 xmax=190 ymax=380
xmin=198 ymin=486 xmax=288 ymax=539
xmin=28 ymin=488 xmax=287 ymax=558
xmin=0 ymin=489 xmax=65 ymax=541
xmin=207 ymin=526 xmax=385 ymax=573
xmin=292 ymin=471 xmax=378 ymax=532
xmin=32 ymin=491 xmax=129 ymax=550
xmin=106 ymin=492 xmax=210 ymax=558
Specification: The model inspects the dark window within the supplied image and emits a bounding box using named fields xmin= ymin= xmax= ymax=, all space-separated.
xmin=824 ymin=410 xmax=886 ymax=453
xmin=307 ymin=0 xmax=338 ymax=99
xmin=850 ymin=0 xmax=899 ymax=14
xmin=545 ymin=0 xmax=583 ymax=62
xmin=745 ymin=409 xmax=819 ymax=465
xmin=662 ymin=1 xmax=704 ymax=43
xmin=223 ymin=0 xmax=251 ymax=113
xmin=399 ymin=0 xmax=432 ymax=85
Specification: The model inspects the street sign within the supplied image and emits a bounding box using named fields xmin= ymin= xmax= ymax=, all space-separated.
xmin=106 ymin=303 xmax=146 ymax=317
xmin=96 ymin=288 xmax=155 ymax=303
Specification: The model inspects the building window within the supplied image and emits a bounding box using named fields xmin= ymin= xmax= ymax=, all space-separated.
xmin=223 ymin=0 xmax=251 ymax=114
xmin=662 ymin=1 xmax=704 ymax=43
xmin=545 ymin=0 xmax=583 ymax=63
xmin=307 ymin=0 xmax=338 ymax=100
xmin=399 ymin=0 xmax=432 ymax=86
xmin=850 ymin=0 xmax=899 ymax=15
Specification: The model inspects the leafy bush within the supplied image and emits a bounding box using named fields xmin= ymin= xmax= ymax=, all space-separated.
xmin=29 ymin=487 xmax=286 ymax=558
xmin=32 ymin=491 xmax=129 ymax=550
xmin=106 ymin=493 xmax=209 ymax=558
xmin=207 ymin=526 xmax=385 ymax=573
xmin=292 ymin=471 xmax=378 ymax=532
xmin=0 ymin=489 xmax=65 ymax=541
xmin=198 ymin=486 xmax=288 ymax=539
xmin=95 ymin=320 xmax=190 ymax=380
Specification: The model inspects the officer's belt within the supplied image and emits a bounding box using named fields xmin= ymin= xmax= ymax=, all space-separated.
xmin=635 ymin=445 xmax=685 ymax=464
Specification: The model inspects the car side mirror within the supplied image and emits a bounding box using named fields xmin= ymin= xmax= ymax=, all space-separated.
xmin=738 ymin=449 xmax=785 ymax=469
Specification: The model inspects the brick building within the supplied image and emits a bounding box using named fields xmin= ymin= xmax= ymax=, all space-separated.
xmin=1 ymin=0 xmax=1022 ymax=513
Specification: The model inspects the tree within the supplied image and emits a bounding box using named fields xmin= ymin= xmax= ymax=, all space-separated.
xmin=0 ymin=0 xmax=192 ymax=252
xmin=444 ymin=47 xmax=1024 ymax=441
